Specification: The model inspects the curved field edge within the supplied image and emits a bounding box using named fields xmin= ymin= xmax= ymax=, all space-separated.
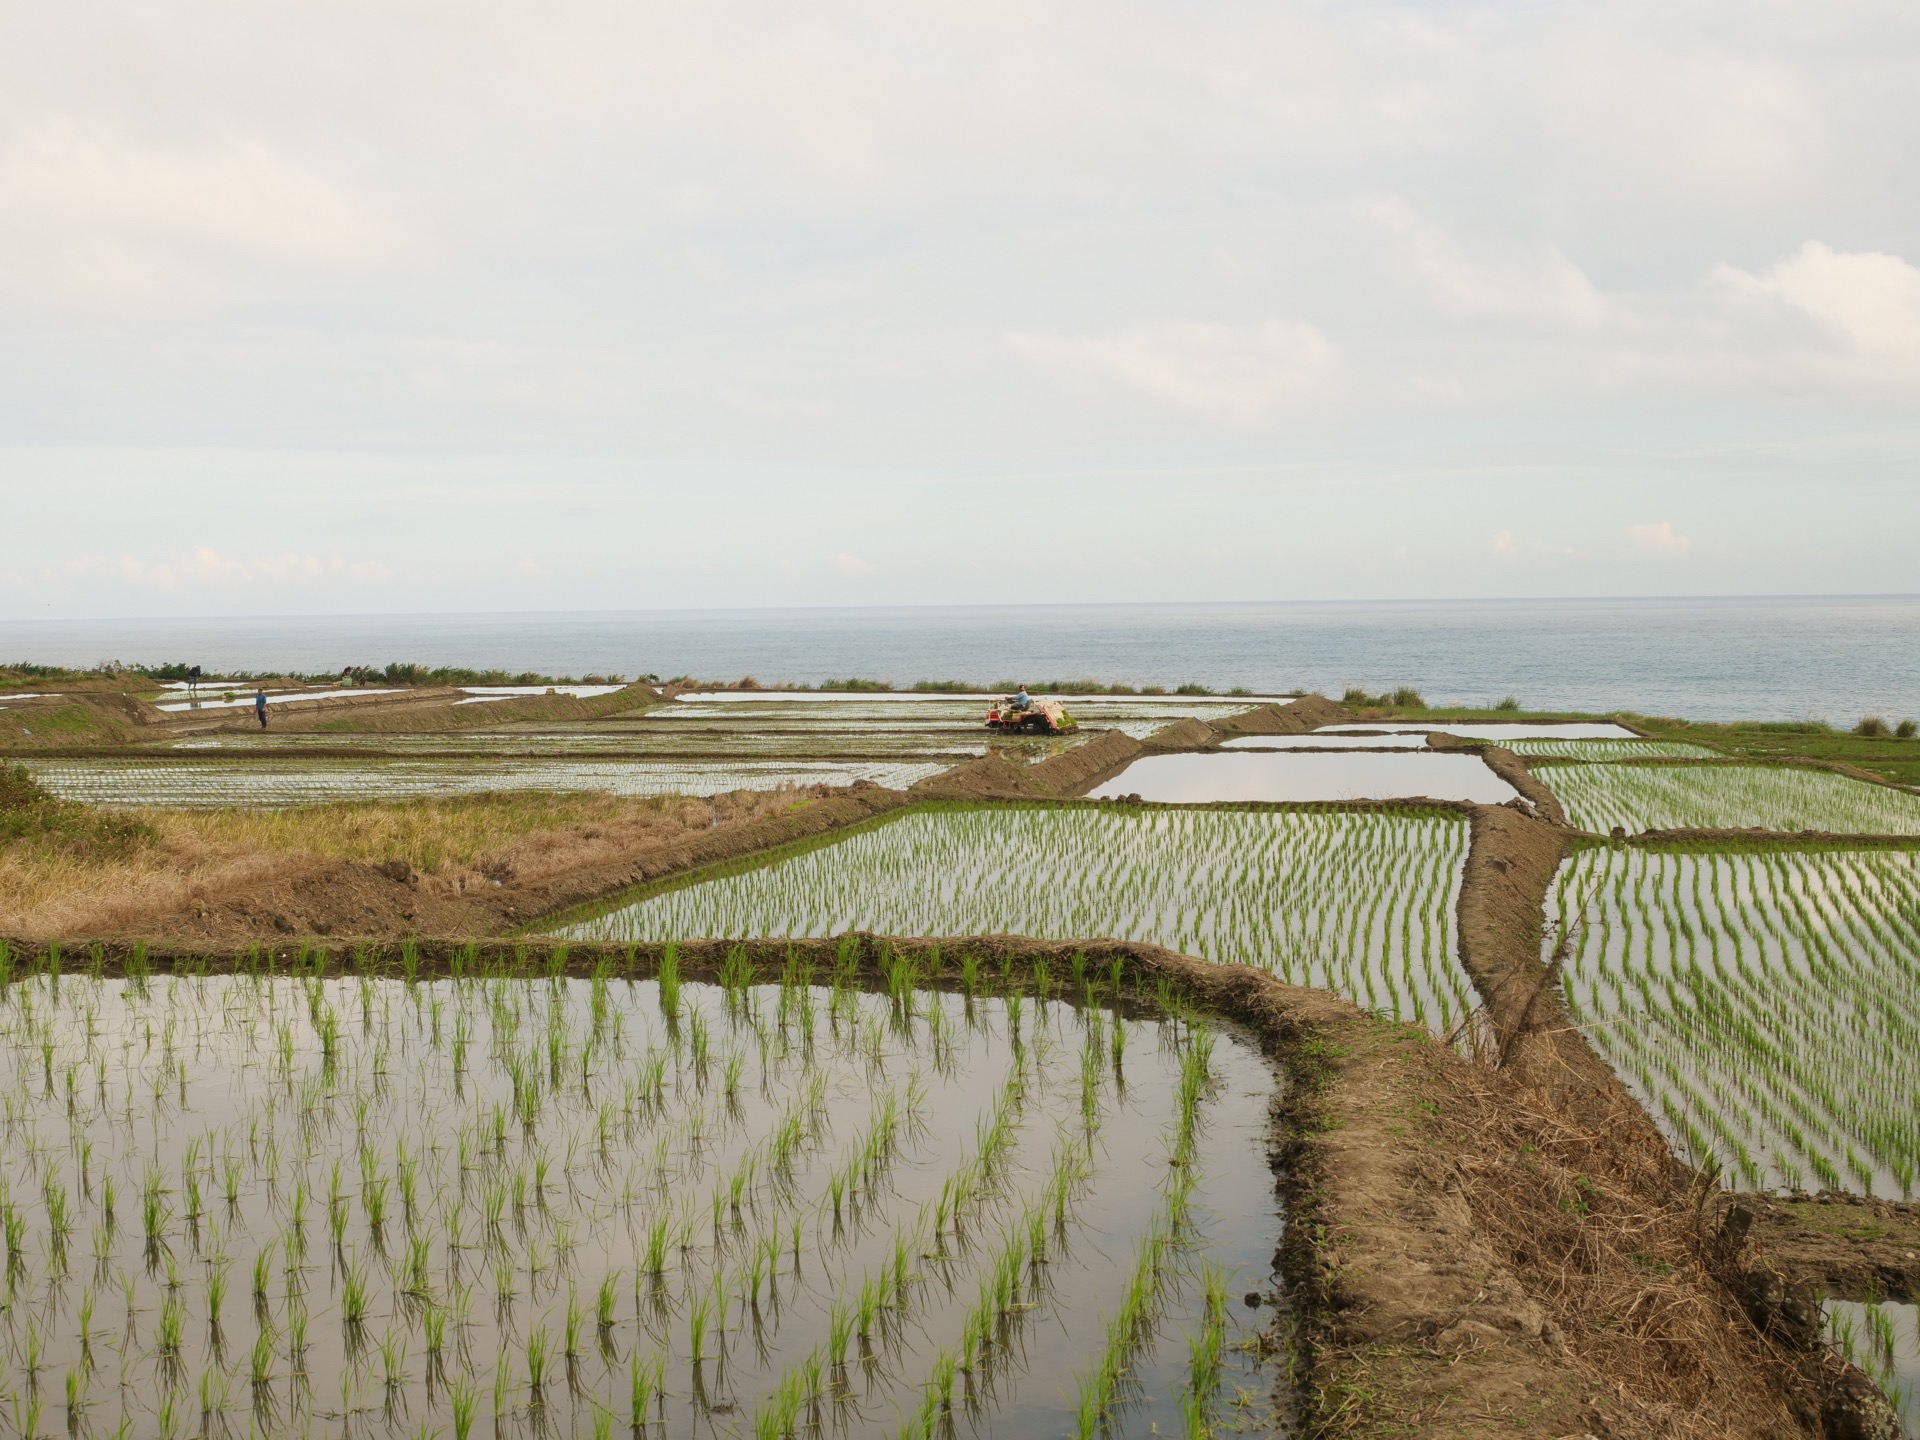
xmin=0 ymin=932 xmax=1871 ymax=1439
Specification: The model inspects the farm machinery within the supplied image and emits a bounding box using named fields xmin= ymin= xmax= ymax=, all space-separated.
xmin=985 ymin=692 xmax=1077 ymax=734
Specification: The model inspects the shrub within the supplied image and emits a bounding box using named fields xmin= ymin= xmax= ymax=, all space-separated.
xmin=822 ymin=678 xmax=890 ymax=692
xmin=1343 ymin=686 xmax=1426 ymax=710
xmin=1494 ymin=695 xmax=1521 ymax=712
xmin=1854 ymin=716 xmax=1891 ymax=738
xmin=0 ymin=766 xmax=155 ymax=859
xmin=1899 ymin=719 xmax=1918 ymax=740
xmin=1174 ymin=683 xmax=1212 ymax=696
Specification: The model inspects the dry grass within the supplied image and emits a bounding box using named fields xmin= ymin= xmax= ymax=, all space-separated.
xmin=1437 ymin=1056 xmax=1809 ymax=1439
xmin=1 ymin=786 xmax=814 ymax=940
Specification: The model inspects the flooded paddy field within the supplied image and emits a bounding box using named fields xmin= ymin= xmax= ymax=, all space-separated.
xmin=1827 ymin=1299 xmax=1920 ymax=1437
xmin=1217 ymin=735 xmax=1427 ymax=751
xmin=0 ymin=960 xmax=1283 ymax=1440
xmin=1548 ymin=844 xmax=1920 ymax=1195
xmin=1537 ymin=761 xmax=1920 ymax=835
xmin=20 ymin=758 xmax=952 ymax=808
xmin=1500 ymin=738 xmax=1718 ymax=761
xmin=1316 ymin=722 xmax=1639 ymax=741
xmin=1086 ymin=752 xmax=1518 ymax=806
xmin=555 ymin=804 xmax=1475 ymax=1036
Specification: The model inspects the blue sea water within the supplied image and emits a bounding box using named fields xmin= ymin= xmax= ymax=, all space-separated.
xmin=3 ymin=595 xmax=1916 ymax=723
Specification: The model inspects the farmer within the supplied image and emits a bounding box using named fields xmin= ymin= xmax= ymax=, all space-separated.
xmin=1013 ymin=685 xmax=1032 ymax=712
xmin=187 ymin=664 xmax=201 ymax=698
xmin=254 ymin=689 xmax=269 ymax=729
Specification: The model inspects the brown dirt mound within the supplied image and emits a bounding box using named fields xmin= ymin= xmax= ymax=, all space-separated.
xmin=1734 ymin=1194 xmax=1920 ymax=1302
xmin=1139 ymin=716 xmax=1220 ymax=751
xmin=909 ymin=753 xmax=1051 ymax=800
xmin=1027 ymin=728 xmax=1143 ymax=795
xmin=1480 ymin=744 xmax=1572 ymax=825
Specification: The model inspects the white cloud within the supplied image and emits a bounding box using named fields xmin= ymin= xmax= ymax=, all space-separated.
xmin=830 ymin=553 xmax=873 ymax=578
xmin=57 ymin=547 xmax=390 ymax=592
xmin=1714 ymin=242 xmax=1920 ymax=382
xmin=1489 ymin=529 xmax=1520 ymax=557
xmin=1362 ymin=198 xmax=1606 ymax=326
xmin=1009 ymin=319 xmax=1335 ymax=423
xmin=1626 ymin=521 xmax=1692 ymax=556
xmin=0 ymin=120 xmax=397 ymax=310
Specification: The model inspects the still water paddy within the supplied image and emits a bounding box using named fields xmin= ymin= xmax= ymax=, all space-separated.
xmin=22 ymin=758 xmax=951 ymax=808
xmin=0 ymin=967 xmax=1282 ymax=1439
xmin=1086 ymin=752 xmax=1517 ymax=806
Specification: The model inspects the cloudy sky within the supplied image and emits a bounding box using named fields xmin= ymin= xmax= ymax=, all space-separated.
xmin=3 ymin=0 xmax=1917 ymax=618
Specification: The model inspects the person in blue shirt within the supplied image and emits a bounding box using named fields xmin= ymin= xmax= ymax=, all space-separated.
xmin=1013 ymin=686 xmax=1031 ymax=712
xmin=254 ymin=689 xmax=269 ymax=729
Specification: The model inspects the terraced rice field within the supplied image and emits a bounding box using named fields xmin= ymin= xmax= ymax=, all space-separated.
xmin=0 ymin=958 xmax=1279 ymax=1440
xmin=1536 ymin=763 xmax=1920 ymax=835
xmin=558 ymin=805 xmax=1476 ymax=1035
xmin=1549 ymin=844 xmax=1920 ymax=1194
xmin=22 ymin=757 xmax=949 ymax=808
xmin=1501 ymin=739 xmax=1719 ymax=761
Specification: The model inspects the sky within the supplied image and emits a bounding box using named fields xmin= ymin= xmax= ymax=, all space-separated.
xmin=3 ymin=0 xmax=1918 ymax=618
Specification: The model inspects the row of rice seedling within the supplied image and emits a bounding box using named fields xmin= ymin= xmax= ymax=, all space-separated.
xmin=22 ymin=757 xmax=950 ymax=808
xmin=1535 ymin=762 xmax=1920 ymax=835
xmin=555 ymin=804 xmax=1476 ymax=1036
xmin=1548 ymin=844 xmax=1920 ymax=1194
xmin=0 ymin=949 xmax=1275 ymax=1438
xmin=1501 ymin=738 xmax=1718 ymax=761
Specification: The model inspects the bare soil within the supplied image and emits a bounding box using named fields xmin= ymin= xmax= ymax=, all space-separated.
xmin=1733 ymin=1194 xmax=1920 ymax=1302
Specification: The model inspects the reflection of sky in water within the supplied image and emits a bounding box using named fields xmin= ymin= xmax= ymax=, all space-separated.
xmin=24 ymin=757 xmax=951 ymax=806
xmin=0 ymin=974 xmax=1283 ymax=1440
xmin=1317 ymin=721 xmax=1638 ymax=739
xmin=1089 ymin=751 xmax=1519 ymax=804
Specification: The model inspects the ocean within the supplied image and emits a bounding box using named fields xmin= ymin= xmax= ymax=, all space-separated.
xmin=3 ymin=596 xmax=1916 ymax=724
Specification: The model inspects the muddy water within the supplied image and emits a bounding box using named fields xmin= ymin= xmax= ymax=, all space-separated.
xmin=0 ymin=972 xmax=1285 ymax=1439
xmin=1087 ymin=752 xmax=1519 ymax=805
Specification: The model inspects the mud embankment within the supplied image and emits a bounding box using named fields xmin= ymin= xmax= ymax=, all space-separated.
xmin=1729 ymin=1194 xmax=1920 ymax=1302
xmin=1456 ymin=803 xmax=1898 ymax=1440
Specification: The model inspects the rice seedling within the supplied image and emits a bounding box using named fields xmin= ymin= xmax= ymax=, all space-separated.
xmin=1538 ymin=761 xmax=1920 ymax=835
xmin=554 ymin=804 xmax=1475 ymax=1034
xmin=0 ymin=957 xmax=1278 ymax=1437
xmin=1552 ymin=844 xmax=1920 ymax=1194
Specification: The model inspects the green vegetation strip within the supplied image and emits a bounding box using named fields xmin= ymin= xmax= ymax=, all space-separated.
xmin=549 ymin=802 xmax=1476 ymax=1036
xmin=1550 ymin=844 xmax=1920 ymax=1195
